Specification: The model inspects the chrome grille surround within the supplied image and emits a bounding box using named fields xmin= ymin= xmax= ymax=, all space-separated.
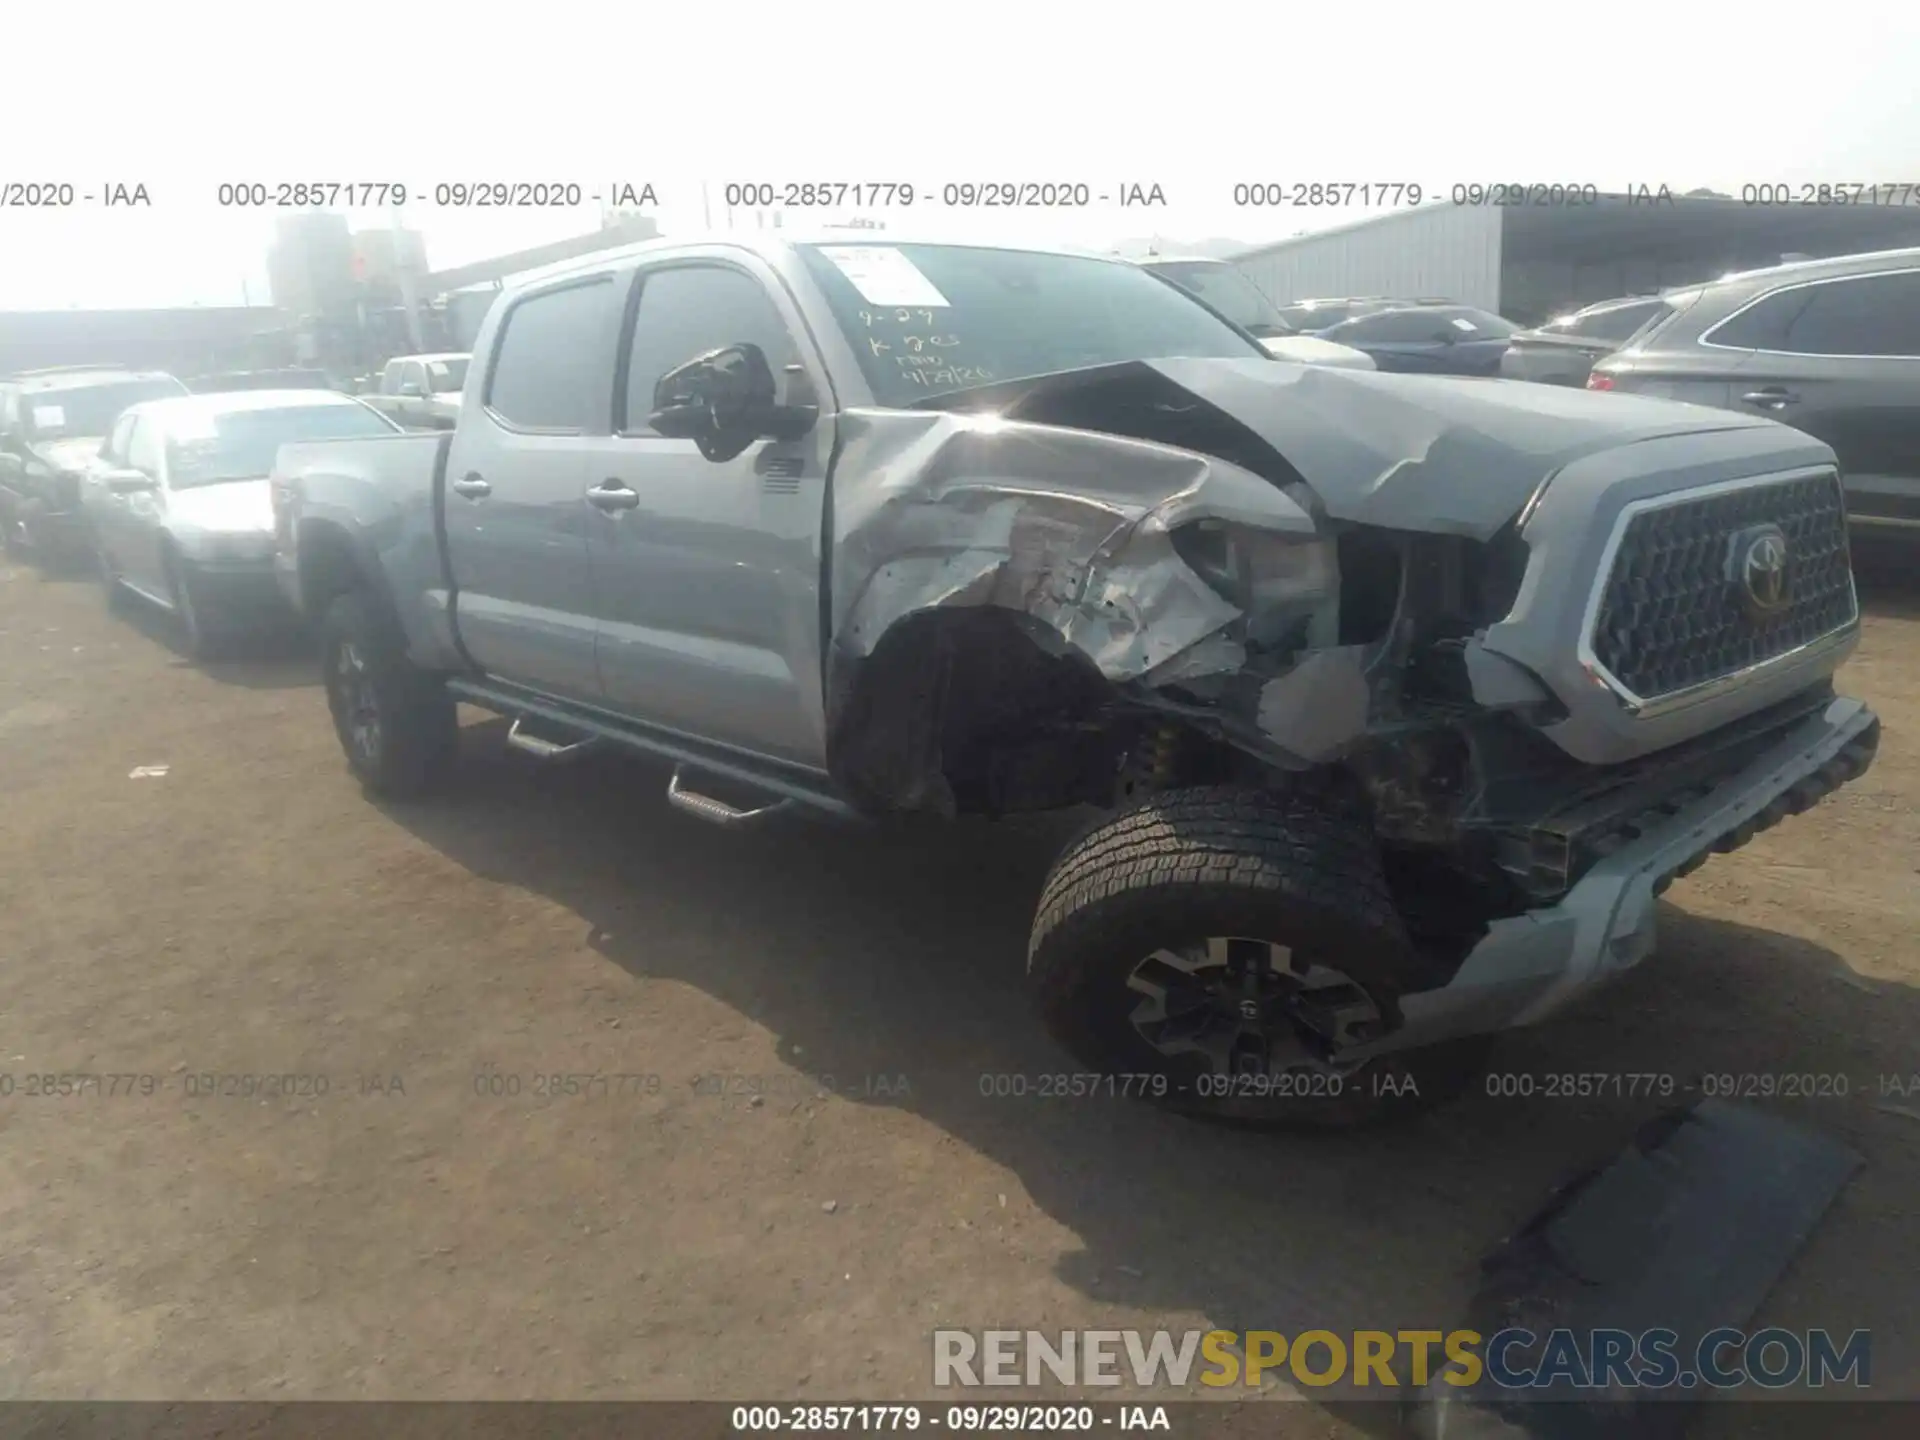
xmin=1577 ymin=467 xmax=1859 ymax=717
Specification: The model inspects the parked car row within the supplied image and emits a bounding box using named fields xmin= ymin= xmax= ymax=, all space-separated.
xmin=4 ymin=234 xmax=1886 ymax=1133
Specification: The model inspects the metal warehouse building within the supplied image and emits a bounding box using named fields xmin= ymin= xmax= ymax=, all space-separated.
xmin=1232 ymin=195 xmax=1920 ymax=325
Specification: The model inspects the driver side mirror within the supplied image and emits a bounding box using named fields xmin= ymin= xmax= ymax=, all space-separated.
xmin=648 ymin=342 xmax=818 ymax=463
xmin=397 ymin=379 xmax=425 ymax=397
xmin=104 ymin=469 xmax=157 ymax=494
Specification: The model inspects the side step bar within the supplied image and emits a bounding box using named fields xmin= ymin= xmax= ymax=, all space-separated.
xmin=445 ymin=676 xmax=862 ymax=825
xmin=504 ymin=718 xmax=599 ymax=762
xmin=666 ymin=769 xmax=795 ymax=829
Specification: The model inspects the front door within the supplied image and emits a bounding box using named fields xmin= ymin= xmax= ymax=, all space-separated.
xmin=581 ymin=256 xmax=835 ymax=769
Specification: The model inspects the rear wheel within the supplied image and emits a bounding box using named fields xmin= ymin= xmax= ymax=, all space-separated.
xmin=320 ymin=589 xmax=457 ymax=798
xmin=1027 ymin=785 xmax=1492 ymax=1129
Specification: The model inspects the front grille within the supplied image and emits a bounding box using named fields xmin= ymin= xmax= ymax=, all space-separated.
xmin=1588 ymin=470 xmax=1856 ymax=704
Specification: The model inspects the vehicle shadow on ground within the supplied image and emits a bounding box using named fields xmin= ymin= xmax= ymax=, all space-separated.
xmin=109 ymin=594 xmax=318 ymax=689
xmin=385 ymin=725 xmax=1917 ymax=1423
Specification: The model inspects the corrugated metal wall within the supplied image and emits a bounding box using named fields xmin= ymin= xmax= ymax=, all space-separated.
xmin=1231 ymin=205 xmax=1504 ymax=310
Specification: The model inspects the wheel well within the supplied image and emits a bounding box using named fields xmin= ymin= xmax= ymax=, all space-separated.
xmin=297 ymin=521 xmax=373 ymax=618
xmin=826 ymin=608 xmax=1132 ymax=817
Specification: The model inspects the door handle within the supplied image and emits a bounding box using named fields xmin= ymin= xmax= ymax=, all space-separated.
xmin=450 ymin=474 xmax=492 ymax=499
xmin=1741 ymin=388 xmax=1799 ymax=410
xmin=586 ymin=480 xmax=642 ymax=512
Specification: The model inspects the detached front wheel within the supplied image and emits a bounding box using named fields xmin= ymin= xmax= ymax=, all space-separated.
xmin=1027 ymin=786 xmax=1491 ymax=1129
xmin=320 ymin=590 xmax=456 ymax=798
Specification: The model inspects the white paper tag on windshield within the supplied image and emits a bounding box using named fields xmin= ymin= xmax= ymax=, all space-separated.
xmin=817 ymin=246 xmax=950 ymax=308
xmin=1450 ymin=317 xmax=1477 ymax=332
xmin=32 ymin=404 xmax=66 ymax=428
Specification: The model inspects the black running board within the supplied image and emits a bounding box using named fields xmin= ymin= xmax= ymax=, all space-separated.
xmin=446 ymin=677 xmax=863 ymax=823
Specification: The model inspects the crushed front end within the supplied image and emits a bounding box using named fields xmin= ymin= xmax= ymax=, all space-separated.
xmin=819 ymin=358 xmax=1878 ymax=1048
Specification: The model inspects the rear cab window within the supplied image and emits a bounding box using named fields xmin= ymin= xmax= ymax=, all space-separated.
xmin=483 ymin=279 xmax=621 ymax=432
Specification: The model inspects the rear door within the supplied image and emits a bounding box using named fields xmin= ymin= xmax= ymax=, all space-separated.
xmin=581 ymin=255 xmax=835 ymax=767
xmin=441 ymin=274 xmax=621 ymax=701
xmin=1714 ymin=267 xmax=1920 ymax=533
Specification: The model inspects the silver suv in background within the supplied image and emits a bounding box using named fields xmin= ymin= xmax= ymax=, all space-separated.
xmin=1589 ymin=247 xmax=1920 ymax=538
xmin=1501 ymin=295 xmax=1668 ymax=387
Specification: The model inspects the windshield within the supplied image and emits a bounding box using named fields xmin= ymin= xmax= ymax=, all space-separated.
xmin=24 ymin=378 xmax=188 ymax=441
xmin=165 ymin=404 xmax=396 ymax=488
xmin=796 ymin=243 xmax=1266 ymax=407
xmin=1147 ymin=262 xmax=1290 ymax=335
xmin=426 ymin=358 xmax=469 ymax=392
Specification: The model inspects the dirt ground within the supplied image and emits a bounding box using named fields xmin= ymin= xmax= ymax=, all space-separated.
xmin=2 ymin=544 xmax=1917 ymax=1435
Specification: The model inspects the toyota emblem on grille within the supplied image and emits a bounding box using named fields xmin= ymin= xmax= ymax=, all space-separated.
xmin=1729 ymin=524 xmax=1791 ymax=619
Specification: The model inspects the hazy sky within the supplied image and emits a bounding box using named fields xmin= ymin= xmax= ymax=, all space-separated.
xmin=6 ymin=1 xmax=1918 ymax=309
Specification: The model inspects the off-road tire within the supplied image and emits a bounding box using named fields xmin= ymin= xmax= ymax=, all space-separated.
xmin=1027 ymin=785 xmax=1493 ymax=1129
xmin=319 ymin=589 xmax=457 ymax=799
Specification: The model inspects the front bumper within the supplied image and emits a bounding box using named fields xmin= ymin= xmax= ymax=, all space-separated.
xmin=1358 ymin=694 xmax=1880 ymax=1056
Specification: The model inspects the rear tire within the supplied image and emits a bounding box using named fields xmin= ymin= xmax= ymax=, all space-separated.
xmin=319 ymin=589 xmax=457 ymax=798
xmin=1027 ymin=785 xmax=1492 ymax=1130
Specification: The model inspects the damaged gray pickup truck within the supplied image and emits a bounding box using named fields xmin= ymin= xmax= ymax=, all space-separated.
xmin=271 ymin=234 xmax=1880 ymax=1128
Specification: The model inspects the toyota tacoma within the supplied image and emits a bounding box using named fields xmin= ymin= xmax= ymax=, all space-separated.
xmin=270 ymin=235 xmax=1879 ymax=1127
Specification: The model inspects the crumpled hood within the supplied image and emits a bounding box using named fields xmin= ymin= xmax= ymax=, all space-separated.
xmin=1135 ymin=357 xmax=1785 ymax=539
xmin=167 ymin=478 xmax=275 ymax=535
xmin=30 ymin=437 xmax=105 ymax=472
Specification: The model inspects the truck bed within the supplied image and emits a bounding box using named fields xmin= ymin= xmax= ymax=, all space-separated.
xmin=271 ymin=430 xmax=456 ymax=666
xmin=274 ymin=429 xmax=450 ymax=506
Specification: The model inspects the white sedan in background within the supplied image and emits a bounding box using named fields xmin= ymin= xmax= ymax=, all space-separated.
xmin=81 ymin=390 xmax=401 ymax=657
